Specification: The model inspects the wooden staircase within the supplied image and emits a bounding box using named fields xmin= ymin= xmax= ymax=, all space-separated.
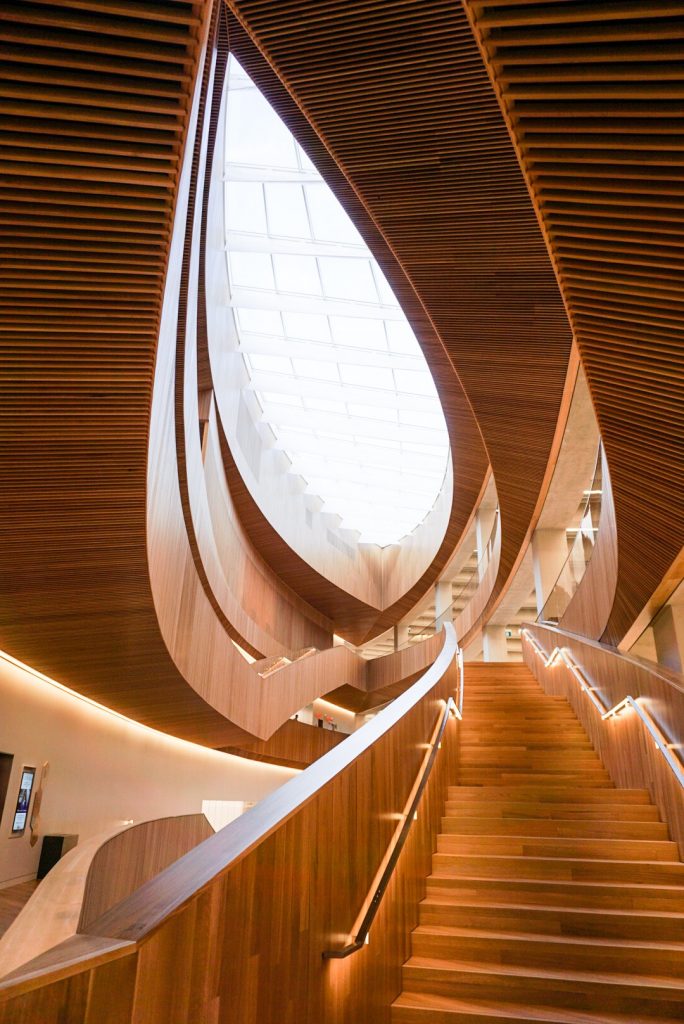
xmin=392 ymin=663 xmax=684 ymax=1023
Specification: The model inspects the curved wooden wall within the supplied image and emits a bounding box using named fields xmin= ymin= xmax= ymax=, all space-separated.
xmin=0 ymin=629 xmax=459 ymax=1024
xmin=225 ymin=0 xmax=574 ymax=636
xmin=222 ymin=719 xmax=345 ymax=770
xmin=0 ymin=815 xmax=212 ymax=982
xmin=523 ymin=622 xmax=684 ymax=857
xmin=559 ymin=447 xmax=619 ymax=639
xmin=466 ymin=1 xmax=684 ymax=645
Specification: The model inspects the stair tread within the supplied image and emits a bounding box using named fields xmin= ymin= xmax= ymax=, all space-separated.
xmin=420 ymin=896 xmax=684 ymax=920
xmin=393 ymin=990 xmax=684 ymax=1023
xmin=413 ymin=923 xmax=684 ymax=951
xmin=427 ymin=874 xmax=684 ymax=895
xmin=404 ymin=956 xmax=684 ymax=991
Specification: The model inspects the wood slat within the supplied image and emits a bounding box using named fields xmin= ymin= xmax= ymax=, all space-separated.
xmin=466 ymin=0 xmax=684 ymax=642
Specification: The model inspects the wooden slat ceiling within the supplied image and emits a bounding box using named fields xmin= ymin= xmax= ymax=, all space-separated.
xmin=0 ymin=0 xmax=259 ymax=745
xmin=226 ymin=0 xmax=575 ymax=616
xmin=466 ymin=0 xmax=684 ymax=643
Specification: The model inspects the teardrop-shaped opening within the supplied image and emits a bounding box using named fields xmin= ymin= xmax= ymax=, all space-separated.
xmin=223 ymin=56 xmax=450 ymax=548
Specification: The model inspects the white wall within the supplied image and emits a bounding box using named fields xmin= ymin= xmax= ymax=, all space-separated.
xmin=0 ymin=651 xmax=297 ymax=887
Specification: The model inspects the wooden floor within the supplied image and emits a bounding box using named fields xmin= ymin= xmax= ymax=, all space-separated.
xmin=0 ymin=882 xmax=38 ymax=941
xmin=393 ymin=663 xmax=684 ymax=1023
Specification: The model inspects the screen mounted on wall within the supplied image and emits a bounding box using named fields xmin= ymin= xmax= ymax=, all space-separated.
xmin=11 ymin=767 xmax=36 ymax=835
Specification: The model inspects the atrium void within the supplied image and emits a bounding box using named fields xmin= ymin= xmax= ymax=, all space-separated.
xmin=223 ymin=56 xmax=450 ymax=547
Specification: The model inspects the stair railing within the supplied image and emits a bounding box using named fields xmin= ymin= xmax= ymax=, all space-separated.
xmin=323 ymin=639 xmax=464 ymax=959
xmin=522 ymin=628 xmax=684 ymax=789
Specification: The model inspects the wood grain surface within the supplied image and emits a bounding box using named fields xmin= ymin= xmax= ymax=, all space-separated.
xmin=523 ymin=622 xmax=684 ymax=857
xmin=466 ymin=0 xmax=684 ymax=645
xmin=0 ymin=628 xmax=459 ymax=1023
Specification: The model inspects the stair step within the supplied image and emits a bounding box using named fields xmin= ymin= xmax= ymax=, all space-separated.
xmin=393 ymin=988 xmax=684 ymax=1023
xmin=443 ymin=801 xmax=661 ymax=821
xmin=455 ymin=773 xmax=612 ymax=788
xmin=410 ymin=924 xmax=684 ymax=977
xmin=457 ymin=737 xmax=592 ymax=748
xmin=401 ymin=958 xmax=684 ymax=1018
xmin=425 ymin=875 xmax=684 ymax=912
xmin=457 ymin=752 xmax=603 ymax=767
xmin=419 ymin=896 xmax=684 ymax=941
xmin=447 ymin=787 xmax=647 ymax=803
xmin=432 ymin=854 xmax=684 ymax=885
xmin=440 ymin=817 xmax=670 ymax=840
xmin=437 ymin=834 xmax=679 ymax=861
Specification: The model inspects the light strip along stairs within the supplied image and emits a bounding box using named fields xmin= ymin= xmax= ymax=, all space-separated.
xmin=393 ymin=662 xmax=684 ymax=1023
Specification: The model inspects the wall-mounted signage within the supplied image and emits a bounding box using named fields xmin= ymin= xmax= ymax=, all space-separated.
xmin=11 ymin=767 xmax=36 ymax=835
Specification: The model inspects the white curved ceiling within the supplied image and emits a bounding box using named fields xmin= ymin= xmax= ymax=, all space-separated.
xmin=223 ymin=56 xmax=450 ymax=546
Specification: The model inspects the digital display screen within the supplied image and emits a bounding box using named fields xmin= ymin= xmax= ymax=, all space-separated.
xmin=11 ymin=767 xmax=36 ymax=835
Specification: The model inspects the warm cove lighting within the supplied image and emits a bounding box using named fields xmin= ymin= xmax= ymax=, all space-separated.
xmin=0 ymin=649 xmax=298 ymax=772
xmin=223 ymin=56 xmax=450 ymax=547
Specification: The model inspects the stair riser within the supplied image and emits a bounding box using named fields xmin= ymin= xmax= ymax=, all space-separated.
xmin=401 ymin=965 xmax=684 ymax=1017
xmin=444 ymin=803 xmax=661 ymax=821
xmin=419 ymin=902 xmax=684 ymax=941
xmin=447 ymin=788 xmax=649 ymax=803
xmin=457 ymin=754 xmax=603 ymax=768
xmin=411 ymin=932 xmax=684 ymax=977
xmin=456 ymin=773 xmax=612 ymax=785
xmin=432 ymin=854 xmax=684 ymax=885
xmin=393 ymin=1007 xmax=545 ymax=1023
xmin=437 ymin=835 xmax=678 ymax=861
xmin=425 ymin=878 xmax=684 ymax=913
xmin=440 ymin=818 xmax=670 ymax=840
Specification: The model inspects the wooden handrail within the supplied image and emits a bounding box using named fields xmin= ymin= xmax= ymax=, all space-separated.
xmin=523 ymin=628 xmax=684 ymax=790
xmin=322 ymin=684 xmax=460 ymax=959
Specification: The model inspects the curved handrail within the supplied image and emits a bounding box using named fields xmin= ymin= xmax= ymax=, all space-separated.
xmin=522 ymin=627 xmax=684 ymax=790
xmin=323 ymin=640 xmax=463 ymax=958
xmin=0 ymin=625 xmax=458 ymax=1002
xmin=537 ymin=444 xmax=603 ymax=625
xmin=0 ymin=814 xmax=213 ymax=982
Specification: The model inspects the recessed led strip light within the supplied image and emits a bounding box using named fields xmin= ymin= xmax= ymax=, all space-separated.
xmin=0 ymin=649 xmax=296 ymax=771
xmin=521 ymin=630 xmax=684 ymax=790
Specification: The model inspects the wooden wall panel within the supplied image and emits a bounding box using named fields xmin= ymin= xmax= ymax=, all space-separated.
xmin=221 ymin=718 xmax=345 ymax=770
xmin=0 ymin=632 xmax=460 ymax=1023
xmin=524 ymin=622 xmax=684 ymax=857
xmin=559 ymin=446 xmax=618 ymax=639
xmin=466 ymin=0 xmax=684 ymax=644
xmin=0 ymin=815 xmax=212 ymax=982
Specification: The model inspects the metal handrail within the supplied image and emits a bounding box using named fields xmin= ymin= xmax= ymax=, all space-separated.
xmin=323 ymin=644 xmax=463 ymax=959
xmin=522 ymin=629 xmax=684 ymax=790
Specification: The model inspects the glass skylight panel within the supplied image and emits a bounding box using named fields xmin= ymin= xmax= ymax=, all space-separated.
xmin=339 ymin=364 xmax=395 ymax=390
xmin=236 ymin=308 xmax=283 ymax=336
xmin=291 ymin=358 xmax=340 ymax=383
xmin=306 ymin=182 xmax=364 ymax=245
xmin=282 ymin=311 xmax=331 ymax=343
xmin=318 ymin=257 xmax=378 ymax=303
xmin=330 ymin=316 xmax=387 ymax=350
xmin=247 ymin=353 xmax=292 ymax=375
xmin=225 ymin=181 xmax=267 ymax=234
xmin=272 ymin=253 xmax=322 ymax=296
xmin=229 ymin=251 xmax=275 ymax=291
xmin=224 ymin=55 xmax=450 ymax=546
xmin=264 ymin=183 xmax=311 ymax=239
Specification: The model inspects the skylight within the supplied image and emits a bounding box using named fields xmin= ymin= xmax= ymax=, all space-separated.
xmin=223 ymin=57 xmax=450 ymax=547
